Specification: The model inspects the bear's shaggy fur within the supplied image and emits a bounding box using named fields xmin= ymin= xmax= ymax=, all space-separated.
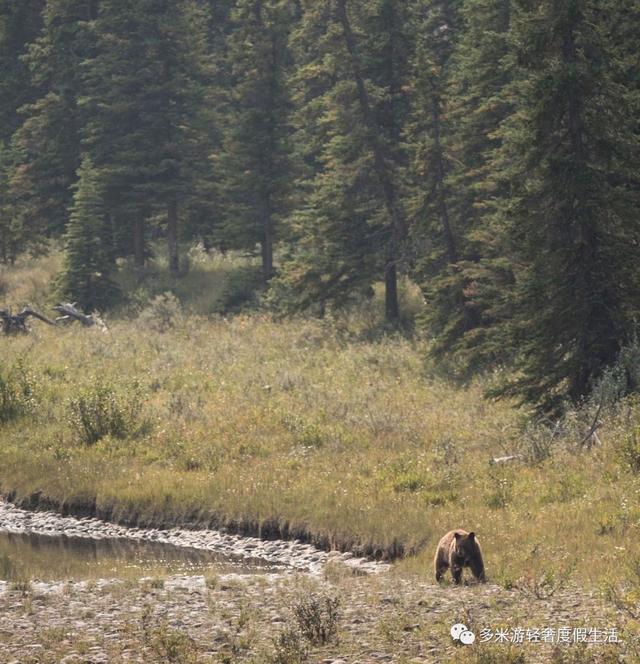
xmin=434 ymin=529 xmax=485 ymax=584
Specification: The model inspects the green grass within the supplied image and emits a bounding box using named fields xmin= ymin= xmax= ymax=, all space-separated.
xmin=114 ymin=243 xmax=264 ymax=316
xmin=1 ymin=252 xmax=640 ymax=591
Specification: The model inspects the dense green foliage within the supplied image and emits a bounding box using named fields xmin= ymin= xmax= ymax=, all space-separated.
xmin=57 ymin=155 xmax=120 ymax=309
xmin=1 ymin=0 xmax=639 ymax=409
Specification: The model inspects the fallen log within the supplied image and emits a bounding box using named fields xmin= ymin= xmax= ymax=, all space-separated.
xmin=0 ymin=307 xmax=56 ymax=335
xmin=52 ymin=303 xmax=108 ymax=331
xmin=489 ymin=454 xmax=524 ymax=466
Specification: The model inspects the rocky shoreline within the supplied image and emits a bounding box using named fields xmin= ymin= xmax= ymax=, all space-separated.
xmin=0 ymin=499 xmax=391 ymax=576
xmin=0 ymin=501 xmax=633 ymax=663
xmin=0 ymin=571 xmax=627 ymax=663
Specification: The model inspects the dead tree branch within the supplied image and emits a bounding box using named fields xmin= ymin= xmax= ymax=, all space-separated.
xmin=52 ymin=303 xmax=108 ymax=331
xmin=0 ymin=307 xmax=56 ymax=335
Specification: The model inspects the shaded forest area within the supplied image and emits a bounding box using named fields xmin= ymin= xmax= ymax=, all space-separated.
xmin=1 ymin=0 xmax=639 ymax=411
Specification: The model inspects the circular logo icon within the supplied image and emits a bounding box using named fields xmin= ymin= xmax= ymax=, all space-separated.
xmin=460 ymin=630 xmax=476 ymax=645
xmin=451 ymin=623 xmax=467 ymax=640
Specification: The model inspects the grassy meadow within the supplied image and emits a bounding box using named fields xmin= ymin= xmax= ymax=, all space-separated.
xmin=1 ymin=250 xmax=640 ymax=595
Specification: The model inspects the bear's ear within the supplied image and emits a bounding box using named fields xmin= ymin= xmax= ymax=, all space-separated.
xmin=468 ymin=532 xmax=475 ymax=540
xmin=454 ymin=532 xmax=462 ymax=541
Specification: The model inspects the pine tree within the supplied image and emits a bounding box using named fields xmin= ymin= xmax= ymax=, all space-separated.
xmin=182 ymin=0 xmax=235 ymax=253
xmin=218 ymin=0 xmax=295 ymax=285
xmin=58 ymin=155 xmax=119 ymax=310
xmin=444 ymin=0 xmax=515 ymax=370
xmin=0 ymin=0 xmax=45 ymax=143
xmin=81 ymin=0 xmax=212 ymax=272
xmin=490 ymin=0 xmax=640 ymax=409
xmin=0 ymin=142 xmax=20 ymax=263
xmin=8 ymin=0 xmax=97 ymax=245
xmin=410 ymin=0 xmax=515 ymax=372
xmin=0 ymin=1 xmax=45 ymax=261
xmin=275 ymin=0 xmax=412 ymax=322
xmin=407 ymin=0 xmax=466 ymax=352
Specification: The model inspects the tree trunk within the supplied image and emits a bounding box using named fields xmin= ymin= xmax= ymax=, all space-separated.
xmin=261 ymin=209 xmax=274 ymax=285
xmin=385 ymin=260 xmax=400 ymax=323
xmin=167 ymin=198 xmax=179 ymax=274
xmin=133 ymin=218 xmax=145 ymax=268
xmin=335 ymin=0 xmax=405 ymax=323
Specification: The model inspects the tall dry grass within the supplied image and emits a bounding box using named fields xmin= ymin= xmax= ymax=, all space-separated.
xmin=0 ymin=252 xmax=639 ymax=589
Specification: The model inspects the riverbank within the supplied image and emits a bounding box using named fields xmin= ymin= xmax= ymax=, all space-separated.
xmin=0 ymin=499 xmax=389 ymax=576
xmin=0 ymin=569 xmax=627 ymax=663
xmin=1 ymin=318 xmax=639 ymax=588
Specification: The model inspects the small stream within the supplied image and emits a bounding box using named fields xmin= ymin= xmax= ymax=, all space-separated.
xmin=0 ymin=499 xmax=390 ymax=582
xmin=0 ymin=530 xmax=277 ymax=582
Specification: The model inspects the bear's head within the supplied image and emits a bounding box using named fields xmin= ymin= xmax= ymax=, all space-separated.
xmin=454 ymin=531 xmax=476 ymax=555
xmin=454 ymin=531 xmax=485 ymax=579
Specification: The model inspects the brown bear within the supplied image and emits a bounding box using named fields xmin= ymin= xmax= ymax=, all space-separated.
xmin=434 ymin=529 xmax=485 ymax=584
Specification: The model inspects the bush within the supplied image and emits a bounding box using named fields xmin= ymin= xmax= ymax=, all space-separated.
xmin=68 ymin=381 xmax=147 ymax=445
xmin=0 ymin=361 xmax=37 ymax=424
xmin=210 ymin=266 xmax=263 ymax=314
xmin=271 ymin=626 xmax=309 ymax=664
xmin=291 ymin=593 xmax=340 ymax=646
xmin=619 ymin=427 xmax=640 ymax=474
xmin=137 ymin=291 xmax=183 ymax=333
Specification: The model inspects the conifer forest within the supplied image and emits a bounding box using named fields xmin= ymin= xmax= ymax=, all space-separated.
xmin=3 ymin=3 xmax=640 ymax=662
xmin=2 ymin=1 xmax=639 ymax=410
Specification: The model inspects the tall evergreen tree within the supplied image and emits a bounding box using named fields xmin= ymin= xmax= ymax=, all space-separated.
xmin=81 ymin=0 xmax=211 ymax=272
xmin=443 ymin=0 xmax=515 ymax=369
xmin=276 ymin=0 xmax=412 ymax=322
xmin=407 ymin=0 xmax=466 ymax=350
xmin=219 ymin=0 xmax=295 ymax=285
xmin=410 ymin=0 xmax=515 ymax=372
xmin=181 ymin=0 xmax=235 ymax=253
xmin=0 ymin=0 xmax=45 ymax=143
xmin=8 ymin=0 xmax=97 ymax=247
xmin=0 ymin=142 xmax=18 ymax=263
xmin=490 ymin=0 xmax=640 ymax=409
xmin=0 ymin=1 xmax=45 ymax=262
xmin=58 ymin=155 xmax=119 ymax=310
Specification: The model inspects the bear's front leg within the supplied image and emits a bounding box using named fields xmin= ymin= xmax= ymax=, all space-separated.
xmin=451 ymin=566 xmax=463 ymax=584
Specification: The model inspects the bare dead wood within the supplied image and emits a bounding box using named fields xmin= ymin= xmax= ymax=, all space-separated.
xmin=0 ymin=307 xmax=56 ymax=335
xmin=52 ymin=303 xmax=108 ymax=331
xmin=579 ymin=395 xmax=604 ymax=449
xmin=489 ymin=454 xmax=524 ymax=466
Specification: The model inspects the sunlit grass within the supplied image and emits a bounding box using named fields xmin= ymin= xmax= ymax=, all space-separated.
xmin=1 ymin=252 xmax=639 ymax=590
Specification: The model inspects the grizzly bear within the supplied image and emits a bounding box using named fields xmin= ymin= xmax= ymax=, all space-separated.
xmin=434 ymin=529 xmax=485 ymax=584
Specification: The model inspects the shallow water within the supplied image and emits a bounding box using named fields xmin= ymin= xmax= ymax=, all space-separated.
xmin=0 ymin=530 xmax=278 ymax=582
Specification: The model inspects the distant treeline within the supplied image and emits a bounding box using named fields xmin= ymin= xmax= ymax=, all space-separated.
xmin=1 ymin=0 xmax=639 ymax=410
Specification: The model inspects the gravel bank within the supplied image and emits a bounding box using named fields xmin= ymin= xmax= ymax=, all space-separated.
xmin=0 ymin=572 xmax=627 ymax=663
xmin=0 ymin=499 xmax=390 ymax=575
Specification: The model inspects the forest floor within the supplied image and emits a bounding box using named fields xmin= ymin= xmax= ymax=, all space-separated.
xmin=1 ymin=252 xmax=640 ymax=662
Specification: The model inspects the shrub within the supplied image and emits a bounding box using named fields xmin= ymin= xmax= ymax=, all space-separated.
xmin=291 ymin=593 xmax=340 ymax=646
xmin=68 ymin=381 xmax=147 ymax=445
xmin=271 ymin=626 xmax=309 ymax=664
xmin=619 ymin=427 xmax=640 ymax=474
xmin=0 ymin=361 xmax=37 ymax=424
xmin=137 ymin=291 xmax=183 ymax=333
xmin=210 ymin=266 xmax=263 ymax=314
xmin=148 ymin=623 xmax=198 ymax=664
